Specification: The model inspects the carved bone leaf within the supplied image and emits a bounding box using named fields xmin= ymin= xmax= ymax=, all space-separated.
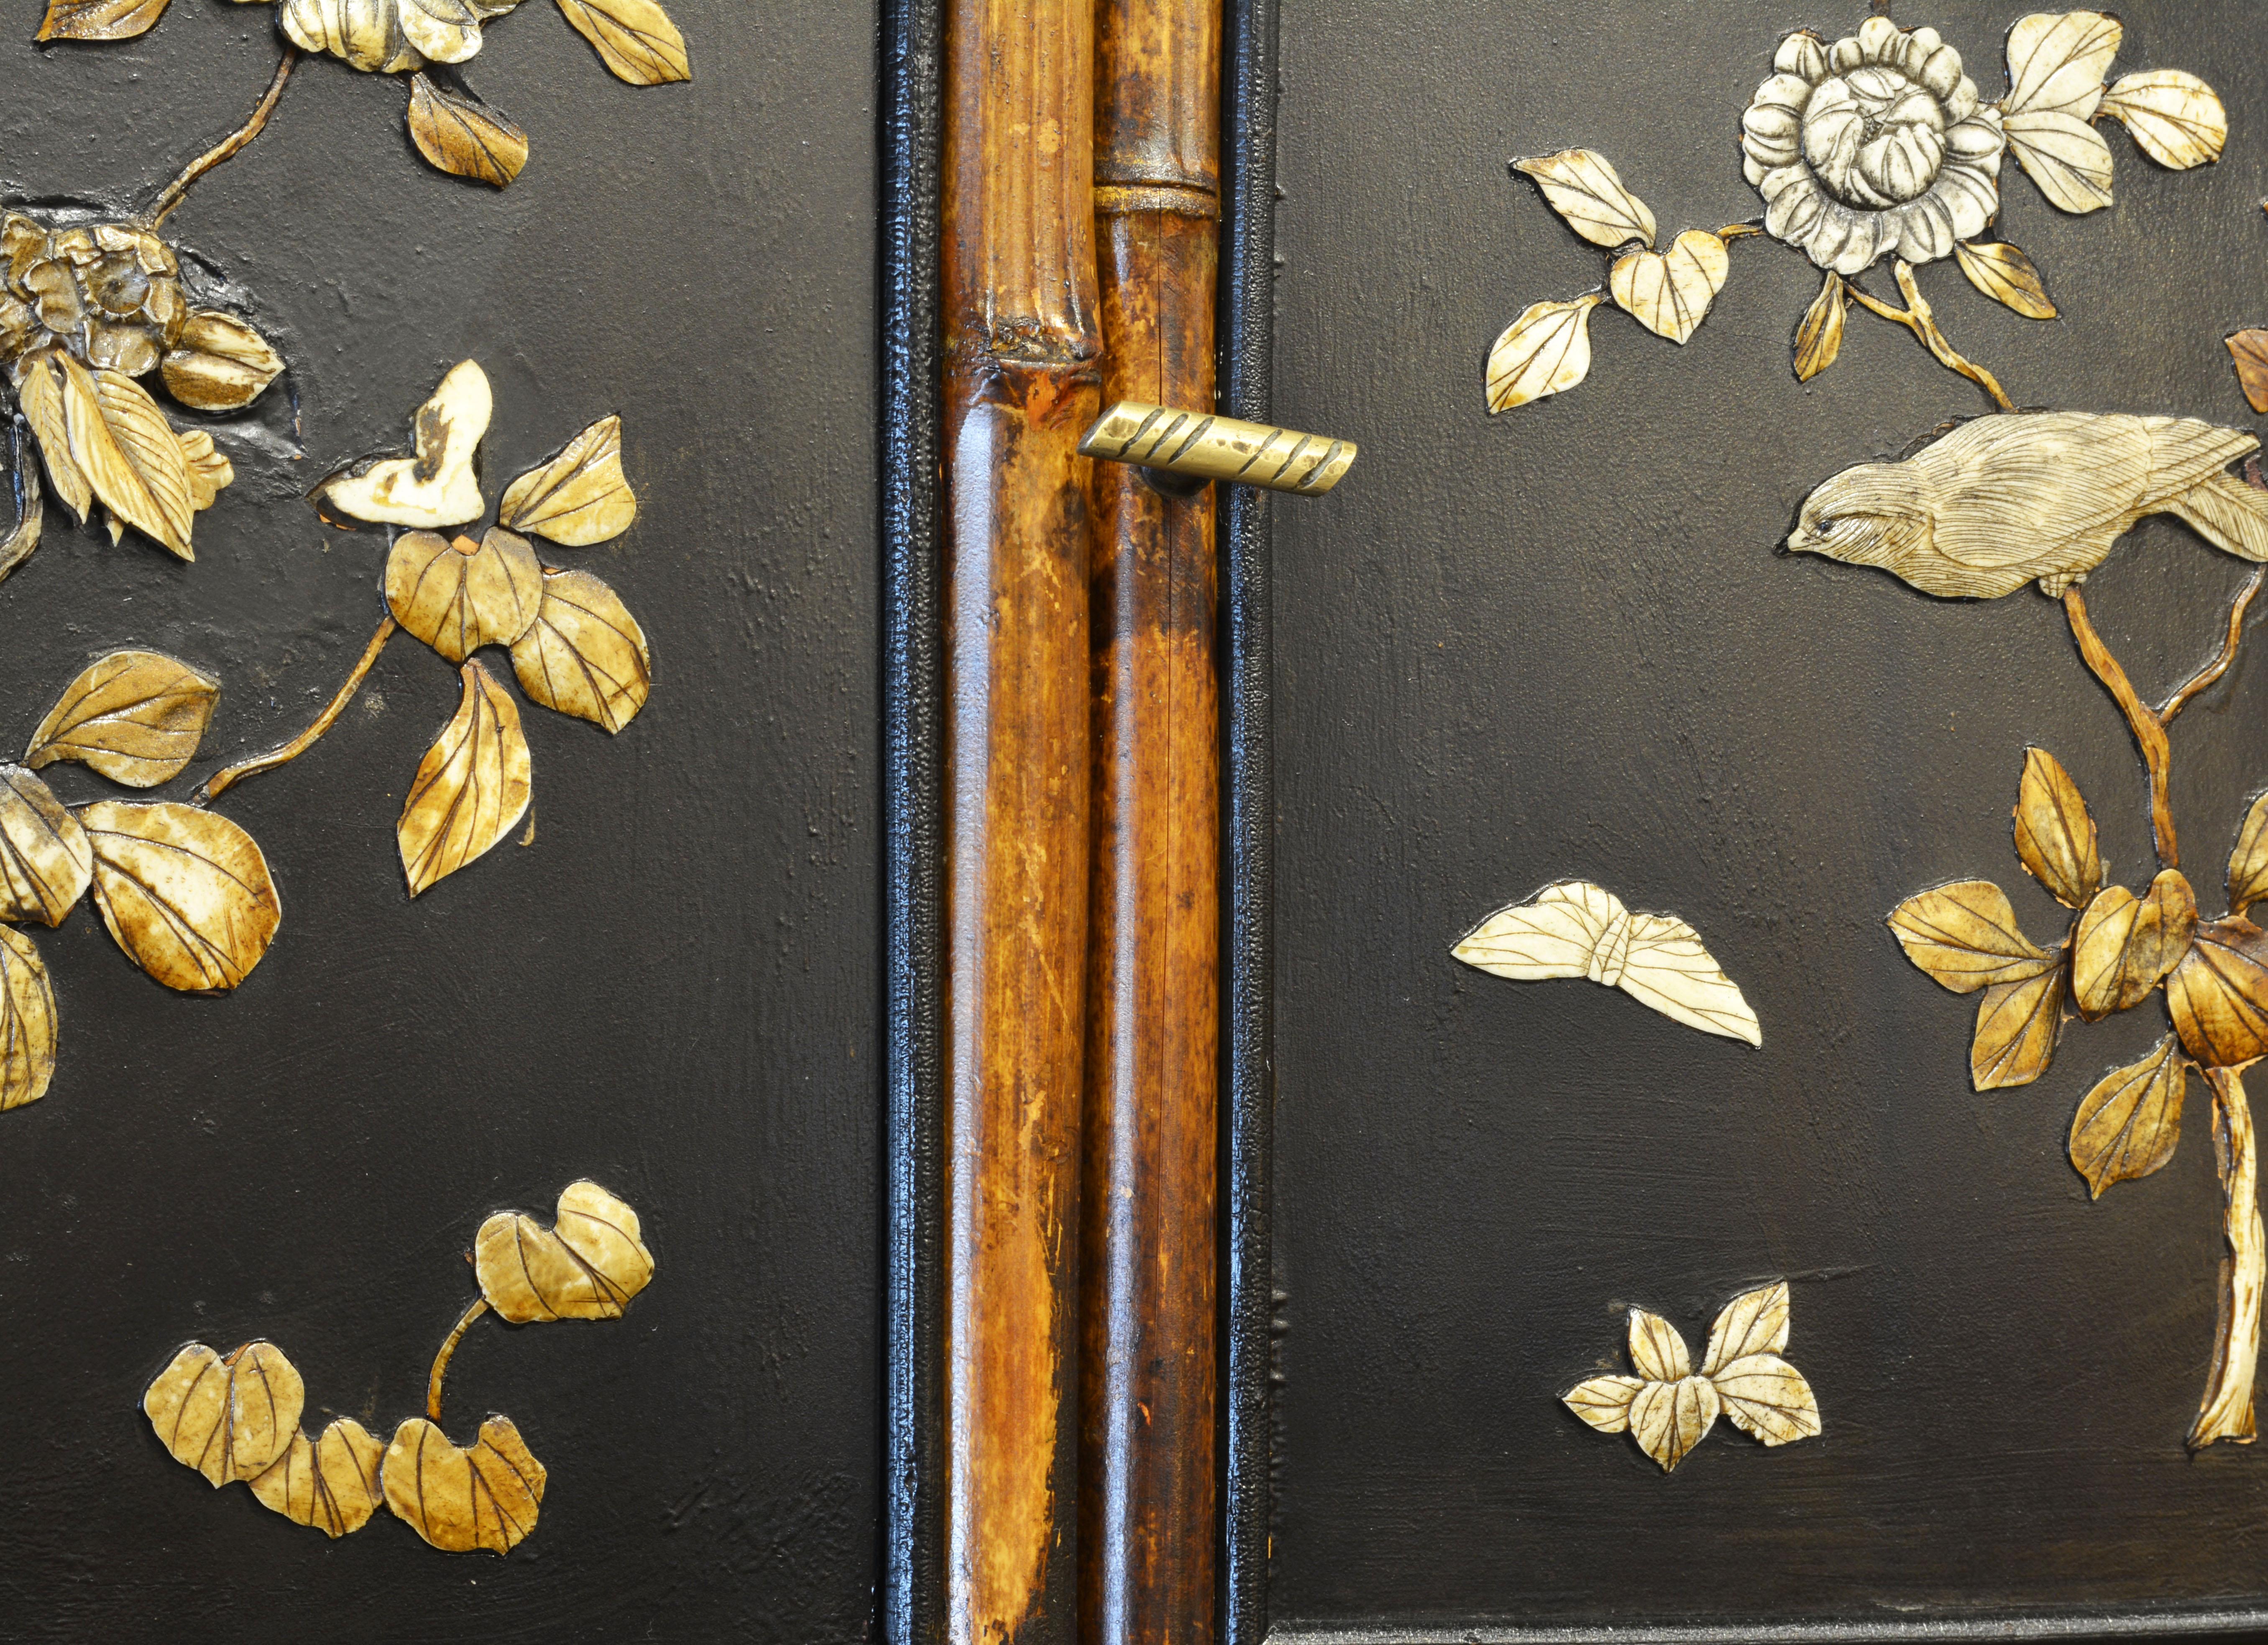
xmin=2006 ymin=110 xmax=2117 ymax=214
xmin=279 ymin=0 xmax=430 ymax=74
xmin=60 ymin=358 xmax=195 ymax=558
xmin=2167 ymin=917 xmax=2268 ymax=1068
xmin=0 ymin=925 xmax=58 ymax=1113
xmin=317 ymin=359 xmax=490 ymax=530
xmin=509 ymin=567 xmax=652 ymax=732
xmin=1971 ymin=961 xmax=2065 ymax=1090
xmin=35 ymin=0 xmax=172 ymax=41
xmin=1793 ymin=272 xmax=1846 ymax=382
xmin=2069 ymin=1034 xmax=2188 ymax=1197
xmin=26 ymin=650 xmax=220 ymax=788
xmin=2100 ymin=70 xmax=2227 ymax=170
xmin=497 ymin=415 xmax=637 ymax=545
xmin=2228 ymin=333 xmax=2268 ymax=419
xmin=554 ymin=0 xmax=690 ymax=85
xmin=248 ymin=1419 xmax=387 ymax=1537
xmin=407 ymin=73 xmax=530 ymax=188
xmin=2071 ymin=871 xmax=2195 ymax=1021
xmin=79 ymin=801 xmax=282 ymax=993
xmin=1511 ymin=150 xmax=1656 ymax=250
xmin=2003 ymin=12 xmax=2122 ymax=123
xmin=177 ymin=430 xmax=234 ymax=512
xmin=1626 ymin=1308 xmax=1690 ymax=1383
xmin=1486 ymin=295 xmax=1601 ymax=413
xmin=161 ymin=311 xmax=285 ymax=414
xmin=382 ymin=1415 xmax=547 ymax=1554
xmin=1887 ymin=880 xmax=2056 ymax=993
xmin=1629 ymin=1376 xmax=1718 ymax=1472
xmin=2013 ymin=747 xmax=2100 ymax=908
xmin=386 ymin=528 xmax=544 ymax=663
xmin=18 ymin=354 xmax=91 ymax=526
xmin=1607 ymin=231 xmax=1728 ymax=347
xmin=1710 ymin=1354 xmax=1822 ymax=1446
xmin=0 ymin=766 xmax=91 ymax=927
xmin=475 ymin=1179 xmax=655 ymax=1323
xmin=1700 ymin=1281 xmax=1789 ymax=1377
xmin=1953 ymin=240 xmax=2057 ymax=321
xmin=1563 ymin=1374 xmax=1645 ymax=1433
xmin=2230 ymin=790 xmax=2268 ymax=916
xmin=143 ymin=1340 xmax=304 ymax=1486
xmin=398 ymin=661 xmax=532 ymax=897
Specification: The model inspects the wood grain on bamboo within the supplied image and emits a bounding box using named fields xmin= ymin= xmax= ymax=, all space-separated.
xmin=942 ymin=0 xmax=1100 ymax=1641
xmin=1083 ymin=0 xmax=1221 ymax=1640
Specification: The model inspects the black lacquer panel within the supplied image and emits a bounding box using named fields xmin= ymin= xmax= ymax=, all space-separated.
xmin=0 ymin=5 xmax=880 ymax=1637
xmin=1253 ymin=0 xmax=2268 ymax=1635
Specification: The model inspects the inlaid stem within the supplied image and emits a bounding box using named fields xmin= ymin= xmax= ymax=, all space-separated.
xmin=150 ymin=48 xmax=301 ymax=227
xmin=2193 ymin=1066 xmax=2262 ymax=1449
xmin=1845 ymin=260 xmax=2015 ymax=412
xmin=426 ymin=1298 xmax=490 ymax=1423
xmin=2062 ymin=588 xmax=2178 ymax=867
xmin=197 ymin=616 xmax=397 ymax=803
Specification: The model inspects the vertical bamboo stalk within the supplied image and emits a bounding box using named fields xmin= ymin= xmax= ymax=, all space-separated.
xmin=942 ymin=0 xmax=1101 ymax=1641
xmin=1083 ymin=0 xmax=1222 ymax=1640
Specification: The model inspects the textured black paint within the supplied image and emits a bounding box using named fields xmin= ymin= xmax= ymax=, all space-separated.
xmin=1253 ymin=0 xmax=2268 ymax=1637
xmin=0 ymin=5 xmax=880 ymax=1638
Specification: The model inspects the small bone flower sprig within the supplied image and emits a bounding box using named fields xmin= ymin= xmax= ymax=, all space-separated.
xmin=1563 ymin=1281 xmax=1821 ymax=1472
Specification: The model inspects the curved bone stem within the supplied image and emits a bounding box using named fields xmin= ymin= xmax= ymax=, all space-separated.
xmin=2062 ymin=588 xmax=2179 ymax=867
xmin=2193 ymin=1065 xmax=2262 ymax=1449
xmin=196 ymin=617 xmax=397 ymax=803
xmin=426 ymin=1298 xmax=490 ymax=1423
xmin=1844 ymin=260 xmax=2016 ymax=412
xmin=150 ymin=47 xmax=301 ymax=226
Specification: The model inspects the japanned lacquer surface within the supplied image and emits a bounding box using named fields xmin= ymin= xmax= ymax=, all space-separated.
xmin=0 ymin=4 xmax=882 ymax=1635
xmin=1263 ymin=0 xmax=2268 ymax=1630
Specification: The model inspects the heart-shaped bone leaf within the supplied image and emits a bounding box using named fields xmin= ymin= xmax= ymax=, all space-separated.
xmin=1608 ymin=230 xmax=1728 ymax=345
xmin=1700 ymin=1281 xmax=1790 ymax=1376
xmin=2167 ymin=918 xmax=2268 ymax=1068
xmin=475 ymin=1179 xmax=655 ymax=1323
xmin=249 ymin=1419 xmax=388 ymax=1538
xmin=407 ymin=73 xmax=530 ymax=189
xmin=2100 ymin=70 xmax=2227 ymax=170
xmin=509 ymin=568 xmax=652 ymax=732
xmin=1626 ymin=1307 xmax=1690 ymax=1383
xmin=384 ymin=1415 xmax=547 ymax=1554
xmin=1485 ymin=295 xmax=1602 ymax=413
xmin=144 ymin=1340 xmax=303 ymax=1486
xmin=1971 ymin=961 xmax=2066 ymax=1090
xmin=80 ymin=801 xmax=281 ymax=993
xmin=161 ymin=311 xmax=286 ymax=414
xmin=555 ymin=0 xmax=691 ymax=85
xmin=1512 ymin=149 xmax=1656 ymax=249
xmin=26 ymin=650 xmax=220 ymax=788
xmin=0 ymin=766 xmax=90 ymax=926
xmin=386 ymin=528 xmax=544 ymax=663
xmin=1710 ymin=1353 xmax=1821 ymax=1446
xmin=2069 ymin=1034 xmax=2188 ymax=1197
xmin=2012 ymin=748 xmax=2100 ymax=908
xmin=317 ymin=359 xmax=490 ymax=529
xmin=1563 ymin=1374 xmax=1645 ymax=1433
xmin=1630 ymin=1376 xmax=1718 ymax=1472
xmin=2072 ymin=872 xmax=2195 ymax=1020
xmin=498 ymin=416 xmax=637 ymax=545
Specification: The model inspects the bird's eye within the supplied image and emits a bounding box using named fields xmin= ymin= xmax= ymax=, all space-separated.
xmin=1815 ymin=516 xmax=1837 ymax=534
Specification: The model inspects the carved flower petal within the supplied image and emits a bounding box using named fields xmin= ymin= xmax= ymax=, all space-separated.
xmin=1775 ymin=31 xmax=1826 ymax=83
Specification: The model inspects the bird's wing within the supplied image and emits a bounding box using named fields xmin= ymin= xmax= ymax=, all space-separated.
xmin=1922 ymin=413 xmax=2154 ymax=573
xmin=1612 ymin=913 xmax=1762 ymax=1046
xmin=1450 ymin=880 xmax=1621 ymax=980
xmin=2141 ymin=417 xmax=2259 ymax=499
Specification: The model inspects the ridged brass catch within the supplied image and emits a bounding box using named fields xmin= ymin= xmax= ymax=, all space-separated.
xmin=1079 ymin=401 xmax=1356 ymax=497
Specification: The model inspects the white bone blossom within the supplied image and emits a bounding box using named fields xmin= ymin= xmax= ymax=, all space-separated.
xmin=1742 ymin=15 xmax=2006 ymax=274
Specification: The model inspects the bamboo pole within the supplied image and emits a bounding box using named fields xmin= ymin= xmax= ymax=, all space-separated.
xmin=941 ymin=0 xmax=1101 ymax=1641
xmin=1082 ymin=0 xmax=1222 ymax=1639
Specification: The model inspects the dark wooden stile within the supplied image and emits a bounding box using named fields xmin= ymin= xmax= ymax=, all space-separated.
xmin=941 ymin=0 xmax=1102 ymax=1642
xmin=1082 ymin=0 xmax=1223 ymax=1641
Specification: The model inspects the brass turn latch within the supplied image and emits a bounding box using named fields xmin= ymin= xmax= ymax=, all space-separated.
xmin=1079 ymin=400 xmax=1357 ymax=497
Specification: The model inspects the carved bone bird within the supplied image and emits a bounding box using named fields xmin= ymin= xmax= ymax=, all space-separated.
xmin=1785 ymin=412 xmax=2268 ymax=599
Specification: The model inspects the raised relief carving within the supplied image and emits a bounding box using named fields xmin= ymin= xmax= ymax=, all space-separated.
xmin=1452 ymin=880 xmax=1761 ymax=1046
xmin=144 ymin=1181 xmax=654 ymax=1552
xmin=201 ymin=359 xmax=652 ymax=897
xmin=1564 ymin=1282 xmax=1821 ymax=1473
xmin=1490 ymin=13 xmax=2223 ymax=412
xmin=31 ymin=0 xmax=690 ymax=189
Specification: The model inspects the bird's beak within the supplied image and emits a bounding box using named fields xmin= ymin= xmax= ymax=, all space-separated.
xmin=1781 ymin=530 xmax=1813 ymax=557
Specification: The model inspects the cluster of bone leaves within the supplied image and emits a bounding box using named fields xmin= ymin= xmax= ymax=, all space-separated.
xmin=1890 ymin=750 xmax=2268 ymax=1193
xmin=0 ymin=212 xmax=284 ymax=579
xmin=0 ymin=360 xmax=651 ymax=1117
xmin=145 ymin=1181 xmax=652 ymax=1554
xmin=34 ymin=0 xmax=690 ymax=192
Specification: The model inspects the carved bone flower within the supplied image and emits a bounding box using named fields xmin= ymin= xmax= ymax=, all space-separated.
xmin=1744 ymin=17 xmax=2006 ymax=274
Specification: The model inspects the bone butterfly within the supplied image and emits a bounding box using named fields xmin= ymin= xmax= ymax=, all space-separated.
xmin=1450 ymin=880 xmax=1762 ymax=1046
